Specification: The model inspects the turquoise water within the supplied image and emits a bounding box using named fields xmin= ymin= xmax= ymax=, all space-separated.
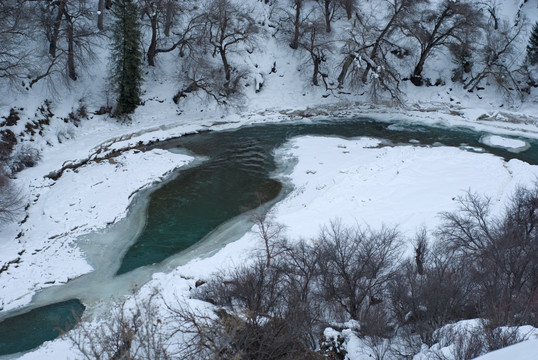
xmin=0 ymin=300 xmax=84 ymax=356
xmin=2 ymin=117 xmax=538 ymax=356
xmin=117 ymin=118 xmax=538 ymax=274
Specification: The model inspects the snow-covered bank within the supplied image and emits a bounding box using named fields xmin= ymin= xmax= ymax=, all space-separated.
xmin=473 ymin=339 xmax=538 ymax=360
xmin=116 ymin=134 xmax=538 ymax=288
xmin=9 ymin=128 xmax=538 ymax=359
xmin=0 ymin=148 xmax=193 ymax=313
xmin=271 ymin=136 xmax=538 ymax=241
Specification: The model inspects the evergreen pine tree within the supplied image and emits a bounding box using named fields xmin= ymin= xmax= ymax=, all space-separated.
xmin=527 ymin=22 xmax=538 ymax=65
xmin=110 ymin=0 xmax=143 ymax=115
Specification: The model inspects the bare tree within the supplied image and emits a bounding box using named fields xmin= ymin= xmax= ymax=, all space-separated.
xmin=480 ymin=0 xmax=499 ymax=30
xmin=448 ymin=32 xmax=476 ymax=83
xmin=463 ymin=19 xmax=526 ymax=99
xmin=33 ymin=0 xmax=99 ymax=85
xmin=68 ymin=292 xmax=172 ymax=360
xmin=140 ymin=0 xmax=168 ymax=66
xmin=176 ymin=54 xmax=249 ymax=105
xmin=414 ymin=227 xmax=428 ymax=276
xmin=199 ymin=260 xmax=284 ymax=316
xmin=317 ymin=221 xmax=402 ymax=327
xmin=299 ymin=18 xmax=333 ymax=88
xmin=175 ymin=0 xmax=259 ymax=103
xmin=389 ymin=242 xmax=477 ymax=345
xmin=318 ymin=0 xmax=338 ymax=33
xmin=439 ymin=189 xmax=538 ymax=327
xmin=200 ymin=0 xmax=259 ymax=88
xmin=279 ymin=0 xmax=308 ymax=50
xmin=191 ymin=256 xmax=323 ymax=359
xmin=139 ymin=0 xmax=198 ymax=66
xmin=170 ymin=301 xmax=323 ymax=360
xmin=189 ymin=216 xmax=327 ymax=357
xmin=97 ymin=0 xmax=105 ymax=31
xmin=0 ymin=0 xmax=35 ymax=82
xmin=253 ymin=210 xmax=286 ymax=267
xmin=399 ymin=0 xmax=482 ymax=86
xmin=168 ymin=304 xmax=230 ymax=359
xmin=278 ymin=239 xmax=320 ymax=309
xmin=338 ymin=0 xmax=414 ymax=101
xmin=270 ymin=238 xmax=327 ymax=350
xmin=162 ymin=0 xmax=176 ymax=36
xmin=338 ymin=0 xmax=356 ymax=20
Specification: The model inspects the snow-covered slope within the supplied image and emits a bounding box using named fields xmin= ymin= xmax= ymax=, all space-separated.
xmin=1 ymin=0 xmax=538 ymax=359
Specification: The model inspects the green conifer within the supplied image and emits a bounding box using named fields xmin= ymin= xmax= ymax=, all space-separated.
xmin=110 ymin=0 xmax=143 ymax=115
xmin=527 ymin=22 xmax=538 ymax=65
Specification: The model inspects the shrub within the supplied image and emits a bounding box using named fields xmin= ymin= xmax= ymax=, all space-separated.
xmin=0 ymin=169 xmax=23 ymax=224
xmin=316 ymin=222 xmax=402 ymax=331
xmin=439 ymin=188 xmax=538 ymax=326
xmin=9 ymin=144 xmax=41 ymax=174
xmin=0 ymin=129 xmax=17 ymax=162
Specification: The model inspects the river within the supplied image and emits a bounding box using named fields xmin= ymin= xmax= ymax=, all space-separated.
xmin=1 ymin=117 xmax=537 ymax=357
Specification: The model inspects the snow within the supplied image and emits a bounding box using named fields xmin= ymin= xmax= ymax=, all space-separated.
xmin=0 ymin=148 xmax=193 ymax=312
xmin=1 ymin=0 xmax=538 ymax=358
xmin=480 ymin=134 xmax=530 ymax=152
xmin=272 ymin=136 xmax=538 ymax=241
xmin=473 ymin=339 xmax=538 ymax=360
xmin=411 ymin=320 xmax=538 ymax=360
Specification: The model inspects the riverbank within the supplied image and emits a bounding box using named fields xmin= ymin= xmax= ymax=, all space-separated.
xmin=0 ymin=148 xmax=193 ymax=313
xmin=3 ymin=103 xmax=538 ymax=314
xmin=1 ymin=116 xmax=536 ymax=359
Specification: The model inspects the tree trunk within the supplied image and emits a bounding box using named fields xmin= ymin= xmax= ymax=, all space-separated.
xmin=312 ymin=56 xmax=320 ymax=86
xmin=290 ymin=1 xmax=301 ymax=49
xmin=343 ymin=0 xmax=353 ymax=20
xmin=220 ymin=47 xmax=231 ymax=83
xmin=337 ymin=54 xmax=354 ymax=88
xmin=324 ymin=0 xmax=331 ymax=33
xmin=98 ymin=0 xmax=104 ymax=30
xmin=411 ymin=50 xmax=428 ymax=86
xmin=147 ymin=15 xmax=158 ymax=66
xmin=164 ymin=0 xmax=174 ymax=36
xmin=66 ymin=19 xmax=77 ymax=80
xmin=49 ymin=0 xmax=67 ymax=57
xmin=362 ymin=4 xmax=401 ymax=83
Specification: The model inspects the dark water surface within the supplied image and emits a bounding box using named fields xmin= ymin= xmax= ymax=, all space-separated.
xmin=2 ymin=117 xmax=538 ymax=356
xmin=117 ymin=118 xmax=538 ymax=274
xmin=0 ymin=300 xmax=84 ymax=356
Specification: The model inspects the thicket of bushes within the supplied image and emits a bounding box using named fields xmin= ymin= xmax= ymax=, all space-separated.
xmin=69 ymin=184 xmax=538 ymax=359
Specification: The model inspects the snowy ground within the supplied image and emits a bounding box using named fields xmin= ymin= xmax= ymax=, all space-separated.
xmin=5 ymin=130 xmax=538 ymax=360
xmin=473 ymin=339 xmax=538 ymax=360
xmin=3 ymin=64 xmax=538 ymax=360
xmin=1 ymin=0 xmax=538 ymax=358
xmin=0 ymin=148 xmax=193 ymax=312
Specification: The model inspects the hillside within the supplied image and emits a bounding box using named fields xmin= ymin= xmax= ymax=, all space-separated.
xmin=1 ymin=0 xmax=538 ymax=359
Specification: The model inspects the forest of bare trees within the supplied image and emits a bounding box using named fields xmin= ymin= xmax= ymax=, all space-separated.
xmin=0 ymin=0 xmax=535 ymax=103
